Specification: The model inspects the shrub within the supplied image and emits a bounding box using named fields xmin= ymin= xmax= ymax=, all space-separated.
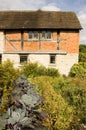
xmin=0 ymin=60 xmax=19 ymax=87
xmin=69 ymin=62 xmax=86 ymax=79
xmin=52 ymin=77 xmax=86 ymax=128
xmin=35 ymin=65 xmax=46 ymax=76
xmin=21 ymin=62 xmax=60 ymax=78
xmin=79 ymin=44 xmax=86 ymax=53
xmin=46 ymin=68 xmax=60 ymax=77
xmin=20 ymin=62 xmax=38 ymax=77
xmin=79 ymin=52 xmax=86 ymax=62
xmin=0 ymin=60 xmax=19 ymax=114
xmin=30 ymin=76 xmax=73 ymax=130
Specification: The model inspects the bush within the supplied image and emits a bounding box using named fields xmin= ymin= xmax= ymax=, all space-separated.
xmin=20 ymin=62 xmax=38 ymax=77
xmin=52 ymin=77 xmax=86 ymax=128
xmin=30 ymin=76 xmax=73 ymax=130
xmin=21 ymin=62 xmax=60 ymax=78
xmin=0 ymin=60 xmax=19 ymax=87
xmin=79 ymin=52 xmax=86 ymax=62
xmin=0 ymin=60 xmax=19 ymax=114
xmin=69 ymin=62 xmax=86 ymax=79
xmin=46 ymin=68 xmax=60 ymax=77
xmin=79 ymin=44 xmax=86 ymax=53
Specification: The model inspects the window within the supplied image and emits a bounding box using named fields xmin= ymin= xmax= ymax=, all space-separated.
xmin=28 ymin=31 xmax=52 ymax=40
xmin=29 ymin=31 xmax=38 ymax=39
xmin=20 ymin=55 xmax=28 ymax=63
xmin=34 ymin=31 xmax=38 ymax=39
xmin=42 ymin=31 xmax=46 ymax=39
xmin=47 ymin=31 xmax=51 ymax=39
xmin=29 ymin=31 xmax=33 ymax=39
xmin=50 ymin=55 xmax=56 ymax=64
xmin=41 ymin=31 xmax=52 ymax=39
xmin=0 ymin=55 xmax=1 ymax=62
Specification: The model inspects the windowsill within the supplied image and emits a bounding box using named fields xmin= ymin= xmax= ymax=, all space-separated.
xmin=28 ymin=39 xmax=39 ymax=41
xmin=48 ymin=64 xmax=56 ymax=67
xmin=28 ymin=39 xmax=53 ymax=42
xmin=4 ymin=50 xmax=67 ymax=54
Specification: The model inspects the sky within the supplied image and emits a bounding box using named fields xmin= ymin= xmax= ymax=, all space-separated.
xmin=0 ymin=0 xmax=86 ymax=44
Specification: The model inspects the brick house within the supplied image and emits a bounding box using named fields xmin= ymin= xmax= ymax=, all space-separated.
xmin=0 ymin=10 xmax=82 ymax=75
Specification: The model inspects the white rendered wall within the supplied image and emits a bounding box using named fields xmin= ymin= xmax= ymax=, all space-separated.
xmin=29 ymin=53 xmax=78 ymax=76
xmin=2 ymin=53 xmax=78 ymax=76
xmin=56 ymin=54 xmax=78 ymax=76
xmin=2 ymin=54 xmax=20 ymax=68
xmin=0 ymin=31 xmax=4 ymax=53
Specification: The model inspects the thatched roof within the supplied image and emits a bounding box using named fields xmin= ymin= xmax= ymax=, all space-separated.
xmin=0 ymin=10 xmax=82 ymax=30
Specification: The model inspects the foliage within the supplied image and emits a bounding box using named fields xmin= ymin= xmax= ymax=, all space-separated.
xmin=79 ymin=52 xmax=86 ymax=62
xmin=52 ymin=77 xmax=86 ymax=129
xmin=21 ymin=62 xmax=60 ymax=78
xmin=0 ymin=60 xmax=19 ymax=87
xmin=69 ymin=62 xmax=86 ymax=79
xmin=0 ymin=60 xmax=19 ymax=114
xmin=46 ymin=68 xmax=60 ymax=77
xmin=21 ymin=62 xmax=38 ymax=77
xmin=0 ymin=59 xmax=86 ymax=130
xmin=79 ymin=44 xmax=86 ymax=62
xmin=30 ymin=76 xmax=73 ymax=130
xmin=79 ymin=44 xmax=86 ymax=53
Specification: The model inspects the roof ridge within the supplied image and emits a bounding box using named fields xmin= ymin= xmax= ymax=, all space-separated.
xmin=0 ymin=10 xmax=75 ymax=13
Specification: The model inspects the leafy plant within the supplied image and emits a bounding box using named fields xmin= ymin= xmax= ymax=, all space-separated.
xmin=52 ymin=77 xmax=86 ymax=129
xmin=0 ymin=60 xmax=19 ymax=87
xmin=79 ymin=52 xmax=86 ymax=62
xmin=46 ymin=68 xmax=60 ymax=77
xmin=69 ymin=62 xmax=86 ymax=79
xmin=79 ymin=44 xmax=86 ymax=53
xmin=0 ymin=60 xmax=19 ymax=114
xmin=21 ymin=62 xmax=60 ymax=78
xmin=30 ymin=76 xmax=73 ymax=130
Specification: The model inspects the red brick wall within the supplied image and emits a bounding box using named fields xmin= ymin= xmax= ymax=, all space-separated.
xmin=5 ymin=31 xmax=21 ymax=51
xmin=60 ymin=30 xmax=79 ymax=54
xmin=5 ymin=30 xmax=79 ymax=54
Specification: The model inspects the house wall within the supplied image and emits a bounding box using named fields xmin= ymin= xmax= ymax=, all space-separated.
xmin=60 ymin=30 xmax=79 ymax=54
xmin=0 ymin=31 xmax=4 ymax=52
xmin=2 ymin=53 xmax=78 ymax=76
xmin=5 ymin=30 xmax=79 ymax=54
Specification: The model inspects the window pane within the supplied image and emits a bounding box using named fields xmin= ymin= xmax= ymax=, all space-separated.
xmin=42 ymin=31 xmax=46 ymax=39
xmin=0 ymin=55 xmax=2 ymax=63
xmin=20 ymin=55 xmax=28 ymax=63
xmin=29 ymin=31 xmax=33 ymax=39
xmin=50 ymin=55 xmax=56 ymax=64
xmin=47 ymin=31 xmax=51 ymax=39
xmin=34 ymin=31 xmax=38 ymax=39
